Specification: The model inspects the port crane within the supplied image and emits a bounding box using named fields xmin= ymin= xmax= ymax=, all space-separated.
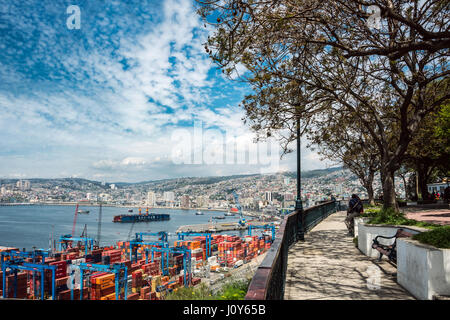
xmin=1 ymin=249 xmax=56 ymax=300
xmin=58 ymin=235 xmax=95 ymax=257
xmin=96 ymin=202 xmax=102 ymax=247
xmin=177 ymin=232 xmax=212 ymax=259
xmin=69 ymin=262 xmax=128 ymax=300
xmin=144 ymin=246 xmax=192 ymax=287
xmin=247 ymin=224 xmax=276 ymax=242
xmin=127 ymin=232 xmax=169 ymax=263
xmin=232 ymin=190 xmax=246 ymax=226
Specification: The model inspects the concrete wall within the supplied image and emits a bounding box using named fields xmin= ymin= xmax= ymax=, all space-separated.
xmin=397 ymin=239 xmax=450 ymax=300
xmin=354 ymin=217 xmax=370 ymax=239
xmin=357 ymin=223 xmax=426 ymax=259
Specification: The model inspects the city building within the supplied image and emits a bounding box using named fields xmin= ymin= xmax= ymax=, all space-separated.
xmin=164 ymin=191 xmax=175 ymax=202
xmin=147 ymin=191 xmax=156 ymax=206
xmin=16 ymin=180 xmax=31 ymax=191
xmin=181 ymin=195 xmax=190 ymax=208
xmin=265 ymin=191 xmax=272 ymax=203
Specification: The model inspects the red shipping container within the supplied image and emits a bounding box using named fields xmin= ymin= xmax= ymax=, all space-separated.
xmin=127 ymin=292 xmax=139 ymax=300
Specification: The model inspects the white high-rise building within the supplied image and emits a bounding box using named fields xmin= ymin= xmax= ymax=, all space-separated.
xmin=163 ymin=191 xmax=175 ymax=202
xmin=16 ymin=180 xmax=31 ymax=191
xmin=0 ymin=186 xmax=6 ymax=196
xmin=147 ymin=191 xmax=156 ymax=206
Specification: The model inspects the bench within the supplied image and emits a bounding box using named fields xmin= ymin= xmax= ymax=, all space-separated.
xmin=371 ymin=228 xmax=413 ymax=264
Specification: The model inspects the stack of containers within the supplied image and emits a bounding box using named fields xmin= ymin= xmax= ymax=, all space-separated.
xmin=91 ymin=273 xmax=115 ymax=300
xmin=131 ymin=270 xmax=143 ymax=293
xmin=58 ymin=288 xmax=80 ymax=300
xmin=5 ymin=272 xmax=27 ymax=298
xmin=91 ymin=248 xmax=103 ymax=263
xmin=45 ymin=260 xmax=68 ymax=296
xmin=127 ymin=292 xmax=140 ymax=300
xmin=102 ymin=249 xmax=121 ymax=264
xmin=140 ymin=285 xmax=151 ymax=300
xmin=151 ymin=275 xmax=161 ymax=292
xmin=142 ymin=261 xmax=159 ymax=276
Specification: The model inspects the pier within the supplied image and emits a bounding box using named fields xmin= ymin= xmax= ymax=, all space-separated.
xmin=176 ymin=220 xmax=274 ymax=234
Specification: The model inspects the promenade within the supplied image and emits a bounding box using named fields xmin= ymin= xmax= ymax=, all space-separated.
xmin=284 ymin=211 xmax=414 ymax=300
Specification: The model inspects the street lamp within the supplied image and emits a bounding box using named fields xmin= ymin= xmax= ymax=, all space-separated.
xmin=295 ymin=115 xmax=304 ymax=241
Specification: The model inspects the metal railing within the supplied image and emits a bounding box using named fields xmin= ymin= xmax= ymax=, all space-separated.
xmin=244 ymin=200 xmax=338 ymax=300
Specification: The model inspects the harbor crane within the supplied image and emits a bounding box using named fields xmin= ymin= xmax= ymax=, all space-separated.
xmin=247 ymin=224 xmax=276 ymax=242
xmin=232 ymin=190 xmax=246 ymax=226
xmin=177 ymin=232 xmax=212 ymax=259
xmin=127 ymin=232 xmax=169 ymax=263
xmin=1 ymin=249 xmax=56 ymax=300
xmin=69 ymin=262 xmax=128 ymax=300
xmin=145 ymin=246 xmax=192 ymax=287
xmin=58 ymin=235 xmax=95 ymax=257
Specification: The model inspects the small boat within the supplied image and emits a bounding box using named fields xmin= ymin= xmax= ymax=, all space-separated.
xmin=128 ymin=209 xmax=133 ymax=212
xmin=195 ymin=211 xmax=204 ymax=215
xmin=77 ymin=210 xmax=89 ymax=214
xmin=224 ymin=212 xmax=234 ymax=216
xmin=213 ymin=216 xmax=225 ymax=220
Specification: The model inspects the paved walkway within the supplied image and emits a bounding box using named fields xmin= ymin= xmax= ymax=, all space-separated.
xmin=402 ymin=206 xmax=450 ymax=225
xmin=284 ymin=211 xmax=414 ymax=300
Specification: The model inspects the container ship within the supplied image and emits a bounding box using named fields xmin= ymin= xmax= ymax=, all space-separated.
xmin=113 ymin=208 xmax=170 ymax=223
xmin=113 ymin=213 xmax=170 ymax=223
xmin=0 ymin=227 xmax=274 ymax=300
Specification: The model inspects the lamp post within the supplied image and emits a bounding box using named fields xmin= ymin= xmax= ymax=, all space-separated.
xmin=295 ymin=115 xmax=304 ymax=241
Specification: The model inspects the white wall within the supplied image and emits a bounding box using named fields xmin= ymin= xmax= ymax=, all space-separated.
xmin=357 ymin=223 xmax=425 ymax=259
xmin=397 ymin=239 xmax=450 ymax=300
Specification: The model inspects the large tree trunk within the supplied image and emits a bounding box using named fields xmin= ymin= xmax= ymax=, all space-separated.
xmin=362 ymin=171 xmax=375 ymax=206
xmin=381 ymin=166 xmax=399 ymax=211
xmin=367 ymin=183 xmax=375 ymax=206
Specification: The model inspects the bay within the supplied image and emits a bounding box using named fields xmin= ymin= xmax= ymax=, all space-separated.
xmin=0 ymin=205 xmax=244 ymax=250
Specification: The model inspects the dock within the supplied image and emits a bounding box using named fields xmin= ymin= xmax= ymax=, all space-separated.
xmin=176 ymin=220 xmax=274 ymax=234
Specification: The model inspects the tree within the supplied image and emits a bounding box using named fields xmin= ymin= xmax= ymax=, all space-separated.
xmin=197 ymin=0 xmax=450 ymax=211
xmin=307 ymin=110 xmax=380 ymax=205
xmin=403 ymin=102 xmax=450 ymax=199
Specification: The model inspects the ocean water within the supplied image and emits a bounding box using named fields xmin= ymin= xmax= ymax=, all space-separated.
xmin=0 ymin=205 xmax=245 ymax=250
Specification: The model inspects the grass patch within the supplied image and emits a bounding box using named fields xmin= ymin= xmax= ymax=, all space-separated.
xmin=412 ymin=226 xmax=450 ymax=249
xmin=165 ymin=283 xmax=216 ymax=300
xmin=366 ymin=208 xmax=440 ymax=229
xmin=353 ymin=237 xmax=358 ymax=247
xmin=216 ymin=279 xmax=251 ymax=300
xmin=165 ymin=279 xmax=251 ymax=300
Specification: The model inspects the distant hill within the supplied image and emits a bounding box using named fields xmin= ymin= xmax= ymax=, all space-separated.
xmin=0 ymin=167 xmax=343 ymax=190
xmin=284 ymin=166 xmax=344 ymax=179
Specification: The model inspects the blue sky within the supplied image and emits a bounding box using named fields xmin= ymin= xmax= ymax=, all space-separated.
xmin=0 ymin=0 xmax=330 ymax=182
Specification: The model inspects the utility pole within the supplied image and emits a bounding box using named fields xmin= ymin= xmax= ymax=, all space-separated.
xmin=295 ymin=115 xmax=304 ymax=241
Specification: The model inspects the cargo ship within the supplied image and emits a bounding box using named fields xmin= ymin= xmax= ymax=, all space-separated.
xmin=113 ymin=213 xmax=170 ymax=223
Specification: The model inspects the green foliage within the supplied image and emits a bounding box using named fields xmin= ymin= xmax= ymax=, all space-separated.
xmin=165 ymin=283 xmax=216 ymax=300
xmin=412 ymin=226 xmax=450 ymax=249
xmin=367 ymin=208 xmax=439 ymax=229
xmin=165 ymin=279 xmax=251 ymax=300
xmin=353 ymin=237 xmax=358 ymax=247
xmin=216 ymin=279 xmax=251 ymax=300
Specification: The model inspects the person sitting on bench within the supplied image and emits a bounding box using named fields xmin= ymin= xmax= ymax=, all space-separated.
xmin=345 ymin=194 xmax=364 ymax=236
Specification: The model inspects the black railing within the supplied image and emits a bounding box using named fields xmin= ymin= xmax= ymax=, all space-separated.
xmin=245 ymin=200 xmax=338 ymax=300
